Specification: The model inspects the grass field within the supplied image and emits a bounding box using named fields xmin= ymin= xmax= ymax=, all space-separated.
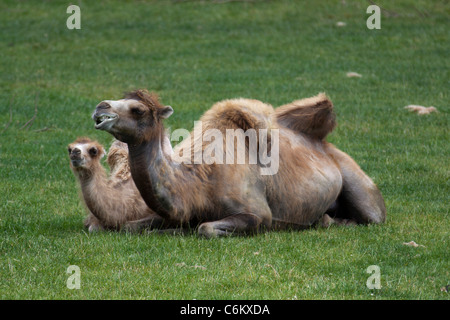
xmin=0 ymin=0 xmax=448 ymax=300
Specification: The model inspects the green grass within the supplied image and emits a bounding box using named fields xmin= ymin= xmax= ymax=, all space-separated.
xmin=0 ymin=0 xmax=448 ymax=299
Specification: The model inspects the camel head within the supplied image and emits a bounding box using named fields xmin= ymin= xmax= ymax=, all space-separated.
xmin=92 ymin=89 xmax=173 ymax=144
xmin=68 ymin=137 xmax=105 ymax=170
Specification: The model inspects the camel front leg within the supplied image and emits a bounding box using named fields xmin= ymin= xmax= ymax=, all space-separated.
xmin=198 ymin=213 xmax=267 ymax=238
xmin=198 ymin=190 xmax=272 ymax=238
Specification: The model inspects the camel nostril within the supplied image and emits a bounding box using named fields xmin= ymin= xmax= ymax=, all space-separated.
xmin=96 ymin=101 xmax=111 ymax=110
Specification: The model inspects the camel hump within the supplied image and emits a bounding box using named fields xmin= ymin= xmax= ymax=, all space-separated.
xmin=107 ymin=139 xmax=131 ymax=181
xmin=274 ymin=93 xmax=336 ymax=140
xmin=203 ymin=98 xmax=275 ymax=132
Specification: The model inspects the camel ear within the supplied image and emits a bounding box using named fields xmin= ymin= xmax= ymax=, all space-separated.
xmin=159 ymin=105 xmax=173 ymax=119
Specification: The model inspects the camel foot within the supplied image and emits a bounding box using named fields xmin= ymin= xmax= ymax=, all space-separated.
xmin=87 ymin=223 xmax=104 ymax=233
xmin=198 ymin=223 xmax=232 ymax=238
xmin=198 ymin=213 xmax=265 ymax=238
xmin=319 ymin=214 xmax=357 ymax=228
xmin=146 ymin=228 xmax=190 ymax=236
xmin=121 ymin=215 xmax=166 ymax=233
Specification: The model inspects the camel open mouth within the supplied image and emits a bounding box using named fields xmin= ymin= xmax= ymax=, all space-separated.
xmin=94 ymin=113 xmax=118 ymax=130
xmin=70 ymin=159 xmax=85 ymax=168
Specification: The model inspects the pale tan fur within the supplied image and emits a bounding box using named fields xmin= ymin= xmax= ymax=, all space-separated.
xmin=274 ymin=93 xmax=336 ymax=140
xmin=92 ymin=90 xmax=386 ymax=237
xmin=106 ymin=139 xmax=131 ymax=183
xmin=68 ymin=137 xmax=163 ymax=231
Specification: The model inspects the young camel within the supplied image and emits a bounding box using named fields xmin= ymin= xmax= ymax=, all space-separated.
xmin=92 ymin=90 xmax=386 ymax=237
xmin=68 ymin=137 xmax=167 ymax=232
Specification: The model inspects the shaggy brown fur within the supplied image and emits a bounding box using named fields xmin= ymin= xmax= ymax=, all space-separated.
xmin=68 ymin=137 xmax=165 ymax=232
xmin=106 ymin=139 xmax=131 ymax=182
xmin=274 ymin=93 xmax=336 ymax=140
xmin=92 ymin=89 xmax=386 ymax=237
xmin=174 ymin=98 xmax=275 ymax=166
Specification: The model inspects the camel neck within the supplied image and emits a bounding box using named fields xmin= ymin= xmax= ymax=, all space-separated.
xmin=127 ymin=132 xmax=174 ymax=219
xmin=76 ymin=163 xmax=105 ymax=185
xmin=76 ymin=164 xmax=120 ymax=227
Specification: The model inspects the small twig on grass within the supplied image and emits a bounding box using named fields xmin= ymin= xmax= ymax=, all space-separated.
xmin=34 ymin=126 xmax=53 ymax=133
xmin=265 ymin=264 xmax=280 ymax=278
xmin=44 ymin=156 xmax=55 ymax=168
xmin=412 ymin=5 xmax=430 ymax=18
xmin=368 ymin=0 xmax=400 ymax=17
xmin=21 ymin=92 xmax=39 ymax=130
xmin=1 ymin=94 xmax=15 ymax=134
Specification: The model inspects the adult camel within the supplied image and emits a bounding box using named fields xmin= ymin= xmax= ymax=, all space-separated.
xmin=92 ymin=90 xmax=386 ymax=237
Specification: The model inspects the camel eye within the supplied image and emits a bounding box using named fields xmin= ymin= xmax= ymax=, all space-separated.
xmin=131 ymin=107 xmax=145 ymax=116
xmin=89 ymin=147 xmax=98 ymax=156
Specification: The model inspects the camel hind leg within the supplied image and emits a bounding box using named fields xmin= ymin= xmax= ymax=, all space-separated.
xmin=326 ymin=145 xmax=386 ymax=224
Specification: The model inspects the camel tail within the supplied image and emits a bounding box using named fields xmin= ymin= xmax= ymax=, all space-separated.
xmin=274 ymin=93 xmax=336 ymax=140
